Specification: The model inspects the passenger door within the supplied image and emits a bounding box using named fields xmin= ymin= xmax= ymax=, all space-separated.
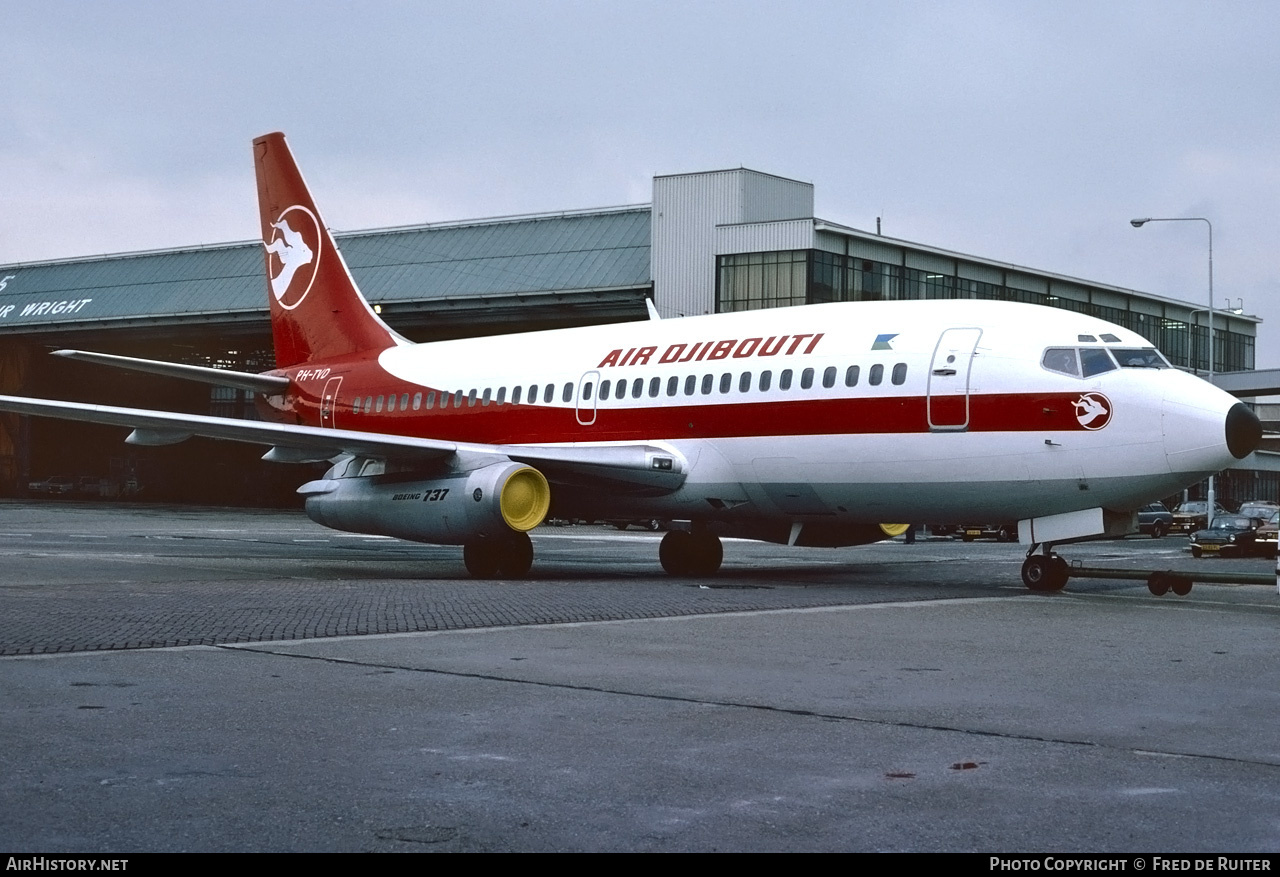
xmin=927 ymin=328 xmax=982 ymax=431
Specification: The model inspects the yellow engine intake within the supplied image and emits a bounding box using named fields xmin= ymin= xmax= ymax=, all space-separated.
xmin=499 ymin=466 xmax=551 ymax=532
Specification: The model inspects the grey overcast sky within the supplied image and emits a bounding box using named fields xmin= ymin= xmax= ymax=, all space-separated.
xmin=3 ymin=1 xmax=1278 ymax=364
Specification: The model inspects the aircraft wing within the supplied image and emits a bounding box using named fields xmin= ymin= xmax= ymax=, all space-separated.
xmin=0 ymin=395 xmax=685 ymax=492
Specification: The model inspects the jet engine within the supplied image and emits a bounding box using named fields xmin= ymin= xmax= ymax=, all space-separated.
xmin=299 ymin=460 xmax=550 ymax=545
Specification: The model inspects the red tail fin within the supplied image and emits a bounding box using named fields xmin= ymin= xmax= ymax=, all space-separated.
xmin=253 ymin=132 xmax=404 ymax=368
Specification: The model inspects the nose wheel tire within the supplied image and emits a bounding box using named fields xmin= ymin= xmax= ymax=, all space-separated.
xmin=1021 ymin=554 xmax=1068 ymax=591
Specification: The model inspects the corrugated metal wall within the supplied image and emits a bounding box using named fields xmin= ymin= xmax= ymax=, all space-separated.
xmin=651 ymin=170 xmax=813 ymax=318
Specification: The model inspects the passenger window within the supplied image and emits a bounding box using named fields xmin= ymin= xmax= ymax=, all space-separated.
xmin=386 ymin=395 xmax=396 ymax=413
xmin=649 ymin=377 xmax=661 ymax=398
xmin=600 ymin=379 xmax=611 ymax=400
xmin=892 ymin=363 xmax=907 ymax=385
xmin=543 ymin=385 xmax=554 ymax=404
xmin=684 ymin=375 xmax=697 ymax=395
xmin=468 ymin=389 xmax=478 ymax=407
xmin=780 ymin=369 xmax=793 ymax=390
xmin=582 ymin=382 xmax=593 ymax=401
xmin=1042 ymin=348 xmax=1080 ymax=376
xmin=352 ymin=397 xmax=362 ymax=414
xmin=400 ymin=393 xmax=409 ymax=410
xmin=800 ymin=368 xmax=814 ymax=389
xmin=701 ymin=374 xmax=713 ymax=394
xmin=823 ymin=366 xmax=836 ymax=388
xmin=412 ymin=392 xmax=422 ymax=410
xmin=364 ymin=396 xmax=373 ymax=412
xmin=719 ymin=373 xmax=732 ymax=393
xmin=528 ymin=385 xmax=538 ymax=404
xmin=759 ymin=370 xmax=772 ymax=392
xmin=454 ymin=390 xmax=465 ymax=408
xmin=375 ymin=395 xmax=385 ymax=413
xmin=845 ymin=365 xmax=859 ymax=387
xmin=666 ymin=376 xmax=679 ymax=396
xmin=496 ymin=387 xmax=506 ymax=405
xmin=631 ymin=378 xmax=643 ymax=398
xmin=869 ymin=364 xmax=883 ymax=386
xmin=615 ymin=380 xmax=627 ymax=400
xmin=1080 ymin=348 xmax=1117 ymax=377
xmin=425 ymin=391 xmax=435 ymax=409
xmin=562 ymin=383 xmax=573 ymax=403
xmin=511 ymin=386 xmax=522 ymax=405
xmin=739 ymin=372 xmax=751 ymax=392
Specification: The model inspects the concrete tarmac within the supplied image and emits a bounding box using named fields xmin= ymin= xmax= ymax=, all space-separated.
xmin=2 ymin=501 xmax=1278 ymax=852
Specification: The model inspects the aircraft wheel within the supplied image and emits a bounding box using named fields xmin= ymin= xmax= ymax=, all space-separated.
xmin=1146 ymin=572 xmax=1171 ymax=596
xmin=1021 ymin=555 xmax=1067 ymax=592
xmin=660 ymin=530 xmax=723 ymax=576
xmin=496 ymin=531 xmax=534 ymax=578
xmin=1171 ymin=576 xmax=1193 ymax=597
xmin=660 ymin=530 xmax=694 ymax=575
xmin=463 ymin=538 xmax=501 ymax=578
xmin=688 ymin=531 xmax=723 ymax=576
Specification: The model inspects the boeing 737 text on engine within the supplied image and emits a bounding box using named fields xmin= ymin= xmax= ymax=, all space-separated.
xmin=0 ymin=132 xmax=1261 ymax=590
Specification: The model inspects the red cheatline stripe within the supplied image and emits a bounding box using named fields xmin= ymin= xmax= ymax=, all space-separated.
xmin=291 ymin=384 xmax=1098 ymax=444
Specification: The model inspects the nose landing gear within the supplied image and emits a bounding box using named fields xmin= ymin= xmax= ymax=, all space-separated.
xmin=1021 ymin=546 xmax=1069 ymax=591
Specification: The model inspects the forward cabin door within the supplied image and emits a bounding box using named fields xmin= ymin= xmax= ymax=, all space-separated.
xmin=320 ymin=376 xmax=343 ymax=428
xmin=927 ymin=328 xmax=982 ymax=431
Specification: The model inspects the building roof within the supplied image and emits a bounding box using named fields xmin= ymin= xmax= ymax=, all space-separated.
xmin=0 ymin=206 xmax=652 ymax=335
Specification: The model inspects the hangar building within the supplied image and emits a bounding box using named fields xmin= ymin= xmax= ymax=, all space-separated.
xmin=0 ymin=168 xmax=1265 ymax=505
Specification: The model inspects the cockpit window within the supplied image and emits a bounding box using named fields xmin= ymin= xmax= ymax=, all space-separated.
xmin=1112 ymin=347 xmax=1169 ymax=368
xmin=1100 ymin=333 xmax=1121 ymax=343
xmin=1042 ymin=348 xmax=1080 ymax=376
xmin=1077 ymin=335 xmax=1097 ymax=342
xmin=1080 ymin=348 xmax=1118 ymax=377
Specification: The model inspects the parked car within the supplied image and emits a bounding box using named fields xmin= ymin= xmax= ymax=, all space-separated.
xmin=1136 ymin=501 xmax=1173 ymax=538
xmin=607 ymin=519 xmax=664 ymax=531
xmin=958 ymin=523 xmax=1018 ymax=543
xmin=1188 ymin=514 xmax=1268 ymax=558
xmin=1170 ymin=501 xmax=1229 ymax=535
xmin=1235 ymin=501 xmax=1279 ymax=520
xmin=27 ymin=475 xmax=75 ymax=496
xmin=1255 ymin=511 xmax=1279 ymax=557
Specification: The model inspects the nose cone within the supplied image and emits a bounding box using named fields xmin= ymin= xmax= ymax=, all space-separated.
xmin=1226 ymin=402 xmax=1262 ymax=459
xmin=1162 ymin=373 xmax=1258 ymax=477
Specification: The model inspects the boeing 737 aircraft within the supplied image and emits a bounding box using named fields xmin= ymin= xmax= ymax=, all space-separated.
xmin=0 ymin=133 xmax=1262 ymax=590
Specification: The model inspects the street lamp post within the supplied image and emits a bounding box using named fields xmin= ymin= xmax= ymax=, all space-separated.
xmin=1130 ymin=216 xmax=1216 ymax=524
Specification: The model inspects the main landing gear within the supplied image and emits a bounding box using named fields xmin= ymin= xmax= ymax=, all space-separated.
xmin=463 ymin=531 xmax=534 ymax=578
xmin=1021 ymin=544 xmax=1069 ymax=592
xmin=659 ymin=528 xmax=723 ymax=576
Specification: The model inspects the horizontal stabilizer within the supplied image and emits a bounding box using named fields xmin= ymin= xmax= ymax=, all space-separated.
xmin=53 ymin=350 xmax=291 ymax=395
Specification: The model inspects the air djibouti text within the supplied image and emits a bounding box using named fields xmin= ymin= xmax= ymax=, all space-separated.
xmin=598 ymin=333 xmax=824 ymax=369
